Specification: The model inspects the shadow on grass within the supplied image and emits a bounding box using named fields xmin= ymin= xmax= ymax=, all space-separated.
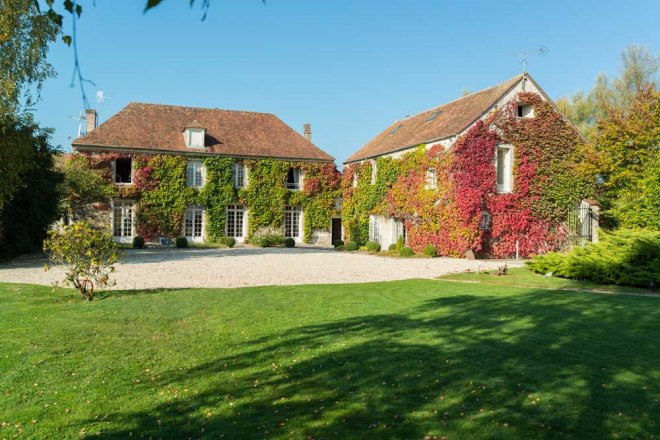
xmin=77 ymin=290 xmax=660 ymax=439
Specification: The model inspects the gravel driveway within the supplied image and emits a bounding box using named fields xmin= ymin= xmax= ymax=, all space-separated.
xmin=0 ymin=247 xmax=523 ymax=290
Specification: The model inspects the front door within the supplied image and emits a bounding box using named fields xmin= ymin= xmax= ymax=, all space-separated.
xmin=331 ymin=218 xmax=342 ymax=243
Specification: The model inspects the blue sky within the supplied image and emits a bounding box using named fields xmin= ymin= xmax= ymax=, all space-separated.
xmin=36 ymin=0 xmax=659 ymax=163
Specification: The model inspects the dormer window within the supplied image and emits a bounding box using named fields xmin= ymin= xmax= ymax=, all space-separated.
xmin=184 ymin=123 xmax=206 ymax=148
xmin=517 ymin=104 xmax=534 ymax=118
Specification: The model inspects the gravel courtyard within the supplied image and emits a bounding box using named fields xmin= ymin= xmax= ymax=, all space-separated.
xmin=0 ymin=247 xmax=523 ymax=290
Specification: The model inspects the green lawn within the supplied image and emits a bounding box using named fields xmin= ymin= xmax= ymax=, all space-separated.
xmin=1 ymin=275 xmax=658 ymax=439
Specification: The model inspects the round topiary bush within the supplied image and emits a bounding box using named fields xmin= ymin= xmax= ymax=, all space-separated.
xmin=333 ymin=239 xmax=344 ymax=249
xmin=175 ymin=237 xmax=188 ymax=248
xmin=423 ymin=244 xmax=437 ymax=257
xmin=345 ymin=241 xmax=359 ymax=251
xmin=366 ymin=241 xmax=381 ymax=252
xmin=258 ymin=237 xmax=272 ymax=248
xmin=399 ymin=246 xmax=414 ymax=257
xmin=284 ymin=237 xmax=296 ymax=248
xmin=222 ymin=236 xmax=236 ymax=248
xmin=132 ymin=236 xmax=145 ymax=249
xmin=388 ymin=243 xmax=397 ymax=251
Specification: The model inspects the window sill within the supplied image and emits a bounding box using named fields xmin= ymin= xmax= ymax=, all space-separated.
xmin=115 ymin=182 xmax=133 ymax=186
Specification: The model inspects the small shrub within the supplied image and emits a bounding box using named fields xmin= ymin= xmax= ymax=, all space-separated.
xmin=527 ymin=229 xmax=660 ymax=288
xmin=388 ymin=243 xmax=397 ymax=251
xmin=423 ymin=244 xmax=437 ymax=257
xmin=399 ymin=246 xmax=414 ymax=257
xmin=258 ymin=237 xmax=272 ymax=248
xmin=43 ymin=222 xmax=121 ymax=300
xmin=366 ymin=241 xmax=381 ymax=252
xmin=132 ymin=236 xmax=145 ymax=249
xmin=221 ymin=236 xmax=236 ymax=248
xmin=284 ymin=237 xmax=296 ymax=248
xmin=395 ymin=236 xmax=405 ymax=252
xmin=252 ymin=227 xmax=285 ymax=247
xmin=333 ymin=239 xmax=344 ymax=249
xmin=175 ymin=237 xmax=188 ymax=248
xmin=345 ymin=241 xmax=359 ymax=251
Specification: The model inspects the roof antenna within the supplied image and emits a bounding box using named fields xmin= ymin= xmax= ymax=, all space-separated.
xmin=67 ymin=110 xmax=85 ymax=139
xmin=96 ymin=90 xmax=111 ymax=115
xmin=516 ymin=46 xmax=549 ymax=75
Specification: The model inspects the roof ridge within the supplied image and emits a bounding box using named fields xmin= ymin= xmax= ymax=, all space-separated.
xmin=127 ymin=102 xmax=275 ymax=116
xmin=390 ymin=73 xmax=524 ymax=124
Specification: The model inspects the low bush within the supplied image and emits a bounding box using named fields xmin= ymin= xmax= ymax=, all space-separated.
xmin=423 ymin=244 xmax=437 ymax=257
xmin=284 ymin=237 xmax=296 ymax=248
xmin=175 ymin=237 xmax=188 ymax=248
xmin=366 ymin=241 xmax=381 ymax=252
xmin=399 ymin=246 xmax=415 ymax=257
xmin=527 ymin=229 xmax=660 ymax=288
xmin=388 ymin=243 xmax=397 ymax=251
xmin=333 ymin=239 xmax=344 ymax=249
xmin=132 ymin=236 xmax=145 ymax=249
xmin=345 ymin=241 xmax=359 ymax=251
xmin=252 ymin=227 xmax=285 ymax=248
xmin=395 ymin=236 xmax=405 ymax=252
xmin=221 ymin=236 xmax=236 ymax=248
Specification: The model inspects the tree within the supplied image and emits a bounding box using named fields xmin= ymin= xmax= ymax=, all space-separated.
xmin=43 ymin=221 xmax=121 ymax=300
xmin=59 ymin=154 xmax=115 ymax=224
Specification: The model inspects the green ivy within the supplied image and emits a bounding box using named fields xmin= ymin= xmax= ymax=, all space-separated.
xmin=199 ymin=157 xmax=237 ymax=241
xmin=240 ymin=159 xmax=290 ymax=238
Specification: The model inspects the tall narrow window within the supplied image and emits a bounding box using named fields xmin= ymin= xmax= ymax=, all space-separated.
xmin=496 ymin=145 xmax=513 ymax=193
xmin=184 ymin=206 xmax=204 ymax=241
xmin=284 ymin=206 xmax=301 ymax=239
xmin=114 ymin=158 xmax=132 ymax=184
xmin=425 ymin=167 xmax=437 ymax=189
xmin=112 ymin=200 xmax=134 ymax=241
xmin=233 ymin=162 xmax=246 ymax=189
xmin=352 ymin=171 xmax=359 ymax=188
xmin=370 ymin=161 xmax=377 ymax=184
xmin=286 ymin=167 xmax=301 ymax=190
xmin=186 ymin=160 xmax=204 ymax=187
xmin=226 ymin=204 xmax=245 ymax=238
xmin=369 ymin=215 xmax=380 ymax=243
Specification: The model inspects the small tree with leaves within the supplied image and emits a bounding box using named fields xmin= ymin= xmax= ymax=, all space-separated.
xmin=43 ymin=221 xmax=121 ymax=300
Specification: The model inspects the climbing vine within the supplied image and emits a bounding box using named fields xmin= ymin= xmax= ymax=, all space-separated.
xmin=342 ymin=92 xmax=592 ymax=257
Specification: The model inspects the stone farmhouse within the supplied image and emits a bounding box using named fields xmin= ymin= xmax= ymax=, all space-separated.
xmin=342 ymin=73 xmax=594 ymax=258
xmin=71 ymin=104 xmax=342 ymax=246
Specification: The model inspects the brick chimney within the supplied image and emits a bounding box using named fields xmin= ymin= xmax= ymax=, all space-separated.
xmin=303 ymin=123 xmax=312 ymax=142
xmin=85 ymin=109 xmax=97 ymax=133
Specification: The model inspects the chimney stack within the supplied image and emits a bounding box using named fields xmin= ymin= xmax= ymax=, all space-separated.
xmin=303 ymin=123 xmax=312 ymax=142
xmin=85 ymin=109 xmax=97 ymax=133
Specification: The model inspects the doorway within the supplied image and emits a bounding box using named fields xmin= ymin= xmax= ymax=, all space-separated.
xmin=331 ymin=218 xmax=342 ymax=243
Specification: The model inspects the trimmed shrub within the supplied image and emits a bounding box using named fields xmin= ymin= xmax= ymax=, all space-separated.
xmin=399 ymin=246 xmax=414 ymax=257
xmin=175 ymin=237 xmax=188 ymax=248
xmin=132 ymin=236 xmax=145 ymax=249
xmin=527 ymin=229 xmax=660 ymax=288
xmin=345 ymin=241 xmax=359 ymax=251
xmin=221 ymin=236 xmax=236 ymax=248
xmin=366 ymin=241 xmax=381 ymax=252
xmin=284 ymin=237 xmax=296 ymax=248
xmin=252 ymin=227 xmax=285 ymax=247
xmin=388 ymin=243 xmax=397 ymax=251
xmin=395 ymin=236 xmax=405 ymax=252
xmin=333 ymin=239 xmax=344 ymax=249
xmin=423 ymin=244 xmax=437 ymax=257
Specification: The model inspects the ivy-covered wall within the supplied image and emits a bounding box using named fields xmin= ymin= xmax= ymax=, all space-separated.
xmin=342 ymin=92 xmax=593 ymax=258
xmin=79 ymin=153 xmax=341 ymax=243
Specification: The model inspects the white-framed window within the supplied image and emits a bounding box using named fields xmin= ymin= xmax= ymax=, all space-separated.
xmin=186 ymin=159 xmax=205 ymax=188
xmin=184 ymin=128 xmax=206 ymax=148
xmin=370 ymin=160 xmax=377 ymax=184
xmin=225 ymin=204 xmax=246 ymax=238
xmin=286 ymin=167 xmax=302 ymax=190
xmin=184 ymin=206 xmax=204 ymax=241
xmin=284 ymin=205 xmax=302 ymax=239
xmin=496 ymin=144 xmax=513 ymax=193
xmin=113 ymin=157 xmax=132 ymax=184
xmin=233 ymin=162 xmax=246 ymax=189
xmin=112 ymin=200 xmax=134 ymax=242
xmin=369 ymin=215 xmax=380 ymax=243
xmin=352 ymin=171 xmax=359 ymax=188
xmin=425 ymin=167 xmax=437 ymax=189
xmin=517 ymin=104 xmax=534 ymax=118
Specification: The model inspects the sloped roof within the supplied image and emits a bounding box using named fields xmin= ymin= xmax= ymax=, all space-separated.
xmin=345 ymin=74 xmax=524 ymax=163
xmin=72 ymin=103 xmax=334 ymax=162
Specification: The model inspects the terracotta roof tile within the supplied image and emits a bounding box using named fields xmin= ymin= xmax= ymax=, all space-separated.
xmin=72 ymin=103 xmax=334 ymax=162
xmin=345 ymin=75 xmax=523 ymax=163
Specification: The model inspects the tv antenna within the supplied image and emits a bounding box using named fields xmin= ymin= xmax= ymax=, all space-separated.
xmin=96 ymin=90 xmax=110 ymax=113
xmin=67 ymin=110 xmax=86 ymax=139
xmin=517 ymin=46 xmax=548 ymax=74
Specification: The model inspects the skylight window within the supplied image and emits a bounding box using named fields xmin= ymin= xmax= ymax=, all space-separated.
xmin=425 ymin=111 xmax=441 ymax=122
xmin=389 ymin=124 xmax=403 ymax=135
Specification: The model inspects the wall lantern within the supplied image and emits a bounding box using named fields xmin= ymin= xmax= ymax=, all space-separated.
xmin=480 ymin=210 xmax=491 ymax=231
